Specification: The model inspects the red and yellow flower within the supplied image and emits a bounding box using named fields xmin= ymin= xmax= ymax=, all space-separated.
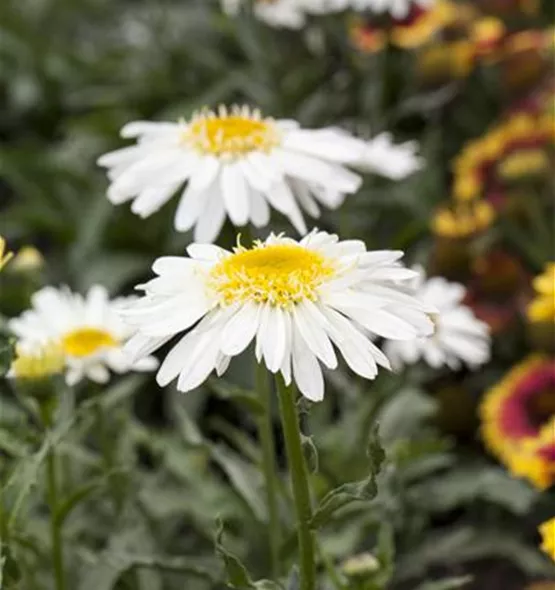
xmin=350 ymin=0 xmax=470 ymax=54
xmin=452 ymin=108 xmax=555 ymax=206
xmin=481 ymin=355 xmax=555 ymax=489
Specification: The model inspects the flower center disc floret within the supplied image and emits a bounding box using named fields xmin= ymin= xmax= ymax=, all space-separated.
xmin=208 ymin=244 xmax=336 ymax=309
xmin=62 ymin=328 xmax=117 ymax=358
xmin=184 ymin=106 xmax=281 ymax=159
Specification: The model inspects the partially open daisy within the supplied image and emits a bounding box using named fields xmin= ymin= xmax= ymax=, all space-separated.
xmin=384 ymin=267 xmax=490 ymax=370
xmin=98 ymin=105 xmax=365 ymax=242
xmin=122 ymin=230 xmax=434 ymax=401
xmin=480 ymin=355 xmax=555 ymax=488
xmin=9 ymin=342 xmax=65 ymax=381
xmin=9 ymin=286 xmax=158 ymax=386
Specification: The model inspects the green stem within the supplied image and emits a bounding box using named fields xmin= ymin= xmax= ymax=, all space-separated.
xmin=95 ymin=402 xmax=122 ymax=513
xmin=46 ymin=448 xmax=65 ymax=590
xmin=255 ymin=363 xmax=280 ymax=579
xmin=39 ymin=400 xmax=66 ymax=590
xmin=275 ymin=375 xmax=316 ymax=590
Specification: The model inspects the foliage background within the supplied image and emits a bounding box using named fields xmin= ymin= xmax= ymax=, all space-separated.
xmin=0 ymin=0 xmax=554 ymax=589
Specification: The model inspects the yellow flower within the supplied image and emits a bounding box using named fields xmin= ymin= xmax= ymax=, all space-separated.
xmin=539 ymin=518 xmax=555 ymax=561
xmin=432 ymin=201 xmax=495 ymax=239
xmin=10 ymin=343 xmax=65 ymax=381
xmin=0 ymin=236 xmax=13 ymax=271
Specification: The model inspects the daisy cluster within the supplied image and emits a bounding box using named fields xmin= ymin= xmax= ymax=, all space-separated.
xmin=6 ymin=91 xmax=490 ymax=401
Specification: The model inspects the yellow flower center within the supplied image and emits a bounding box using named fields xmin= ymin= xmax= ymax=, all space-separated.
xmin=208 ymin=243 xmax=336 ymax=309
xmin=183 ymin=106 xmax=280 ymax=159
xmin=11 ymin=343 xmax=64 ymax=381
xmin=62 ymin=327 xmax=117 ymax=358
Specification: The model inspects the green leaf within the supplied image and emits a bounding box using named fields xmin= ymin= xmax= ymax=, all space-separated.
xmin=171 ymin=395 xmax=204 ymax=448
xmin=54 ymin=478 xmax=105 ymax=528
xmin=215 ymin=520 xmax=281 ymax=590
xmin=310 ymin=424 xmax=385 ymax=530
xmin=210 ymin=444 xmax=267 ymax=523
xmin=411 ymin=464 xmax=536 ymax=515
xmin=214 ymin=519 xmax=254 ymax=589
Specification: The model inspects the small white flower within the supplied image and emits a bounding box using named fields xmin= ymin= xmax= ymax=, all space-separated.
xmin=98 ymin=105 xmax=365 ymax=242
xmin=384 ymin=268 xmax=491 ymax=370
xmin=122 ymin=230 xmax=434 ymax=402
xmin=221 ymin=0 xmax=348 ymax=28
xmin=350 ymin=0 xmax=434 ymax=19
xmin=354 ymin=133 xmax=424 ymax=180
xmin=255 ymin=0 xmax=307 ymax=28
xmin=9 ymin=286 xmax=158 ymax=386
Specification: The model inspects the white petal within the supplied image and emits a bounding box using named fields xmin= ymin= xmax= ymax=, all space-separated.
xmin=220 ymin=303 xmax=260 ymax=356
xmin=221 ymin=163 xmax=249 ymax=226
xmin=291 ymin=325 xmax=324 ymax=402
xmin=293 ymin=302 xmax=337 ymax=368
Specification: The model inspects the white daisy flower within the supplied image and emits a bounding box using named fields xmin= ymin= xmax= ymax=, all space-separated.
xmin=9 ymin=286 xmax=158 ymax=386
xmin=384 ymin=268 xmax=491 ymax=370
xmin=97 ymin=105 xmax=365 ymax=242
xmin=350 ymin=0 xmax=434 ymax=19
xmin=122 ymin=230 xmax=435 ymax=402
xmin=354 ymin=133 xmax=424 ymax=180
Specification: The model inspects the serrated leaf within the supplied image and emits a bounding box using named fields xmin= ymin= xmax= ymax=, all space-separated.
xmin=214 ymin=520 xmax=281 ymax=590
xmin=215 ymin=519 xmax=255 ymax=589
xmin=310 ymin=424 xmax=385 ymax=530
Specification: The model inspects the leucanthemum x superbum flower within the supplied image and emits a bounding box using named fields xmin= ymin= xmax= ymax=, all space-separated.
xmin=98 ymin=105 xmax=365 ymax=242
xmin=9 ymin=286 xmax=158 ymax=386
xmin=384 ymin=267 xmax=491 ymax=370
xmin=122 ymin=230 xmax=435 ymax=402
